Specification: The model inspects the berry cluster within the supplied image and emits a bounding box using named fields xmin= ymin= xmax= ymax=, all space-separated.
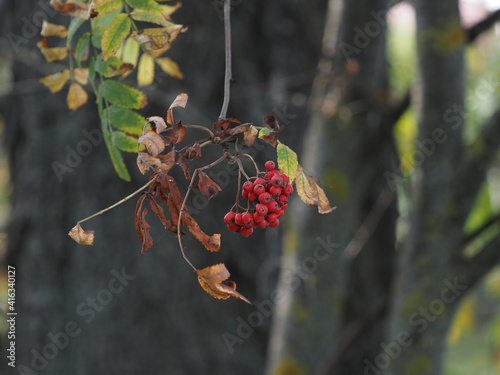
xmin=224 ymin=161 xmax=294 ymax=237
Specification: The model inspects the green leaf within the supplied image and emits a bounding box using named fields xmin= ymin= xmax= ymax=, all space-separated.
xmin=76 ymin=32 xmax=90 ymax=68
xmin=91 ymin=26 xmax=106 ymax=49
xmin=112 ymin=130 xmax=139 ymax=152
xmin=130 ymin=9 xmax=172 ymax=26
xmin=93 ymin=0 xmax=123 ymax=17
xmin=125 ymin=0 xmax=163 ymax=13
xmin=277 ymin=142 xmax=298 ymax=183
xmin=95 ymin=54 xmax=126 ymax=77
xmin=101 ymin=113 xmax=131 ymax=181
xmin=66 ymin=17 xmax=85 ymax=48
xmin=101 ymin=13 xmax=131 ymax=61
xmin=105 ymin=106 xmax=146 ymax=136
xmin=88 ymin=56 xmax=96 ymax=82
xmin=99 ymin=79 xmax=146 ymax=109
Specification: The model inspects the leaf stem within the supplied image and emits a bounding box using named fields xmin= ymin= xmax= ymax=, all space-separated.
xmin=77 ymin=178 xmax=155 ymax=225
xmin=218 ymin=0 xmax=232 ymax=120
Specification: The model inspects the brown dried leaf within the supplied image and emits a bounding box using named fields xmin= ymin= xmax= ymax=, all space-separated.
xmin=40 ymin=69 xmax=71 ymax=93
xmin=243 ymin=125 xmax=258 ymax=148
xmin=51 ymin=0 xmax=92 ymax=18
xmin=67 ymin=83 xmax=88 ymax=111
xmin=184 ymin=143 xmax=201 ymax=160
xmin=135 ymin=195 xmax=153 ymax=254
xmin=184 ymin=215 xmax=221 ymax=252
xmin=138 ymin=130 xmax=166 ymax=156
xmin=166 ymin=93 xmax=188 ymax=125
xmin=147 ymin=116 xmax=168 ymax=134
xmin=295 ymin=166 xmax=336 ymax=214
xmin=136 ymin=152 xmax=170 ymax=174
xmin=196 ymin=264 xmax=251 ymax=303
xmin=41 ymin=20 xmax=68 ymax=38
xmin=146 ymin=195 xmax=173 ymax=231
xmin=227 ymin=122 xmax=253 ymax=136
xmin=198 ymin=171 xmax=222 ymax=200
xmin=259 ymin=131 xmax=279 ymax=147
xmin=263 ymin=115 xmax=280 ymax=131
xmin=308 ymin=177 xmax=336 ymax=214
xmin=68 ymin=223 xmax=94 ymax=246
xmin=165 ymin=122 xmax=186 ymax=145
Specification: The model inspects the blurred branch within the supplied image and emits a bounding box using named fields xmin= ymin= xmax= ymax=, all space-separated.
xmin=385 ymin=10 xmax=500 ymax=128
xmin=462 ymin=212 xmax=500 ymax=246
xmin=459 ymin=233 xmax=500 ymax=288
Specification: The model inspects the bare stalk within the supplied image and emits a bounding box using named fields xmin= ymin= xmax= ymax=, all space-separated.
xmin=218 ymin=0 xmax=232 ymax=120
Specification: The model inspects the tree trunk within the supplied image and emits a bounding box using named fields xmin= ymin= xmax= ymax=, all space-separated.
xmin=2 ymin=1 xmax=326 ymax=374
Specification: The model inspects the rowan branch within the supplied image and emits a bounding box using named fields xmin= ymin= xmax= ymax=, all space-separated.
xmin=219 ymin=0 xmax=232 ymax=120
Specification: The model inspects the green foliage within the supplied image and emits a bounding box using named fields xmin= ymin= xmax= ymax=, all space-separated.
xmin=99 ymin=80 xmax=146 ymax=109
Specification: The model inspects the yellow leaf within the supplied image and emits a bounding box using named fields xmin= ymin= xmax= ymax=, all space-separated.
xmin=101 ymin=13 xmax=131 ymax=60
xmin=160 ymin=2 xmax=181 ymax=16
xmin=448 ymin=298 xmax=474 ymax=343
xmin=156 ymin=57 xmax=183 ymax=79
xmin=131 ymin=24 xmax=185 ymax=56
xmin=68 ymin=223 xmax=94 ymax=245
xmin=196 ymin=264 xmax=251 ymax=304
xmin=37 ymin=39 xmax=68 ymax=62
xmin=93 ymin=0 xmax=123 ymax=17
xmin=73 ymin=68 xmax=88 ymax=85
xmin=67 ymin=83 xmax=88 ymax=111
xmin=277 ymin=142 xmax=298 ymax=183
xmin=41 ymin=20 xmax=68 ymax=38
xmin=137 ymin=53 xmax=155 ymax=86
xmin=40 ymin=70 xmax=71 ymax=93
xmin=121 ymin=37 xmax=140 ymax=66
xmin=295 ymin=166 xmax=336 ymax=214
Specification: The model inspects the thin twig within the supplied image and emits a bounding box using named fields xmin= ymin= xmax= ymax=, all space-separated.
xmin=177 ymin=155 xmax=228 ymax=270
xmin=239 ymin=153 xmax=260 ymax=176
xmin=219 ymin=0 xmax=232 ymax=120
xmin=185 ymin=124 xmax=215 ymax=138
xmin=462 ymin=213 xmax=500 ymax=246
xmin=78 ymin=179 xmax=156 ymax=225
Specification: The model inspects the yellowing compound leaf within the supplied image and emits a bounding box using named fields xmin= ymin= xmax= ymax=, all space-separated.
xmin=295 ymin=166 xmax=336 ymax=214
xmin=137 ymin=52 xmax=155 ymax=86
xmin=166 ymin=93 xmax=188 ymax=125
xmin=125 ymin=0 xmax=163 ymax=13
xmin=159 ymin=1 xmax=181 ymax=16
xmin=130 ymin=9 xmax=172 ymax=26
xmin=105 ymin=106 xmax=146 ymax=136
xmin=101 ymin=13 xmax=131 ymax=60
xmin=40 ymin=70 xmax=71 ymax=93
xmin=67 ymin=83 xmax=88 ymax=111
xmin=73 ymin=68 xmax=89 ymax=85
xmin=244 ymin=125 xmax=258 ymax=147
xmin=41 ymin=20 xmax=68 ymax=37
xmin=99 ymin=79 xmax=147 ymax=109
xmin=147 ymin=116 xmax=167 ymax=133
xmin=68 ymin=223 xmax=94 ymax=245
xmin=198 ymin=171 xmax=222 ymax=200
xmin=196 ymin=264 xmax=250 ymax=303
xmin=156 ymin=57 xmax=183 ymax=79
xmin=37 ymin=39 xmax=68 ymax=62
xmin=138 ymin=130 xmax=166 ymax=156
xmin=277 ymin=143 xmax=298 ymax=183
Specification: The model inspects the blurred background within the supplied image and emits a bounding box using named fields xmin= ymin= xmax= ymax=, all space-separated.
xmin=0 ymin=0 xmax=500 ymax=374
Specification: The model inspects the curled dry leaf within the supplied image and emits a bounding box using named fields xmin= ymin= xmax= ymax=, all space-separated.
xmin=164 ymin=122 xmax=186 ymax=145
xmin=263 ymin=115 xmax=280 ymax=132
xmin=135 ymin=194 xmax=153 ymax=254
xmin=198 ymin=171 xmax=222 ymax=200
xmin=138 ymin=131 xmax=166 ymax=156
xmin=244 ymin=125 xmax=259 ymax=147
xmin=227 ymin=122 xmax=253 ymax=136
xmin=184 ymin=214 xmax=221 ymax=252
xmin=184 ymin=142 xmax=201 ymax=159
xmin=41 ymin=20 xmax=68 ymax=38
xmin=68 ymin=223 xmax=94 ymax=246
xmin=295 ymin=166 xmax=336 ymax=214
xmin=258 ymin=129 xmax=279 ymax=148
xmin=196 ymin=263 xmax=251 ymax=304
xmin=147 ymin=116 xmax=168 ymax=134
xmin=50 ymin=0 xmax=92 ymax=18
xmin=137 ymin=152 xmax=170 ymax=174
xmin=166 ymin=93 xmax=188 ymax=125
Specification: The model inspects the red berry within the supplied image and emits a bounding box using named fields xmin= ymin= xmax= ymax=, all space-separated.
xmin=242 ymin=190 xmax=249 ymax=199
xmin=271 ymin=175 xmax=283 ymax=186
xmin=258 ymin=220 xmax=269 ymax=229
xmin=276 ymin=209 xmax=284 ymax=218
xmin=259 ymin=192 xmax=272 ymax=204
xmin=242 ymin=212 xmax=254 ymax=227
xmin=283 ymin=185 xmax=294 ymax=196
xmin=248 ymin=192 xmax=258 ymax=202
xmin=267 ymin=213 xmax=277 ymax=223
xmin=281 ymin=204 xmax=287 ymax=210
xmin=227 ymin=223 xmax=239 ymax=231
xmin=253 ymin=213 xmax=265 ymax=223
xmin=269 ymin=220 xmax=279 ymax=228
xmin=267 ymin=200 xmax=280 ymax=212
xmin=281 ymin=174 xmax=289 ymax=185
xmin=269 ymin=186 xmax=281 ymax=196
xmin=234 ymin=213 xmax=243 ymax=225
xmin=243 ymin=181 xmax=254 ymax=193
xmin=278 ymin=195 xmax=288 ymax=206
xmin=253 ymin=184 xmax=266 ymax=195
xmin=240 ymin=227 xmax=253 ymax=237
xmin=265 ymin=161 xmax=275 ymax=170
xmin=254 ymin=178 xmax=265 ymax=186
xmin=256 ymin=203 xmax=268 ymax=216
xmin=224 ymin=211 xmax=236 ymax=224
